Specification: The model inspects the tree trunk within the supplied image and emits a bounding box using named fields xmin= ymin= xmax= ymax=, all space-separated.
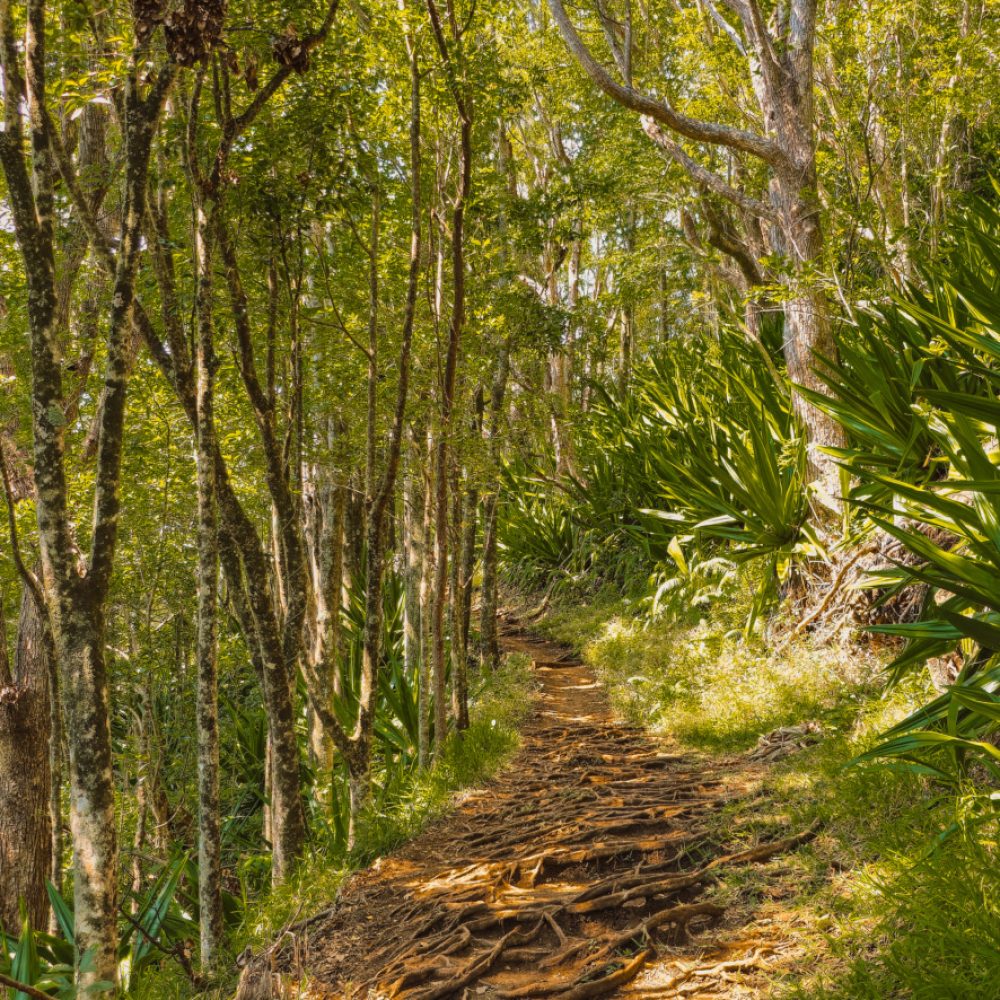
xmin=194 ymin=198 xmax=223 ymax=971
xmin=431 ymin=436 xmax=450 ymax=755
xmin=47 ymin=635 xmax=63 ymax=923
xmin=402 ymin=445 xmax=426 ymax=766
xmin=479 ymin=337 xmax=511 ymax=672
xmin=771 ymin=161 xmax=847 ymax=484
xmin=425 ymin=0 xmax=473 ymax=753
xmin=0 ymin=588 xmax=52 ymax=935
xmin=59 ymin=609 xmax=119 ymax=985
xmin=308 ymin=462 xmax=345 ymax=763
xmin=479 ymin=490 xmax=501 ymax=672
xmin=419 ymin=431 xmax=435 ymax=761
xmin=449 ymin=466 xmax=468 ymax=732
xmin=344 ymin=39 xmax=421 ymax=835
xmin=343 ymin=472 xmax=366 ymax=591
xmin=460 ymin=483 xmax=477 ymax=664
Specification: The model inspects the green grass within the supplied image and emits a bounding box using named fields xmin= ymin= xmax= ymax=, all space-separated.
xmin=540 ymin=583 xmax=882 ymax=753
xmin=540 ymin=585 xmax=1000 ymax=999
xmin=132 ymin=653 xmax=537 ymax=1000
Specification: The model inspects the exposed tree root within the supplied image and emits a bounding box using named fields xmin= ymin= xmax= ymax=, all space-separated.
xmin=239 ymin=630 xmax=818 ymax=999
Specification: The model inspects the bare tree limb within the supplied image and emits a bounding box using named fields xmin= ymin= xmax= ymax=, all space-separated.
xmin=0 ymin=971 xmax=55 ymax=1000
xmin=546 ymin=0 xmax=787 ymax=167
xmin=641 ymin=117 xmax=778 ymax=222
xmin=594 ymin=0 xmax=630 ymax=79
xmin=700 ymin=0 xmax=746 ymax=55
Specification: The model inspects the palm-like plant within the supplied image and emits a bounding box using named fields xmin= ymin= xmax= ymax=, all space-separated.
xmin=840 ymin=204 xmax=1000 ymax=783
xmin=499 ymin=329 xmax=816 ymax=613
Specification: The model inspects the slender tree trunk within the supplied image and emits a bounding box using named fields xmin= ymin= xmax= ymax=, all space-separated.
xmin=431 ymin=440 xmax=450 ymax=753
xmin=308 ymin=459 xmax=345 ymax=761
xmin=479 ymin=337 xmax=511 ymax=672
xmin=426 ymin=0 xmax=473 ymax=754
xmin=449 ymin=465 xmax=468 ymax=731
xmin=343 ymin=473 xmax=365 ymax=592
xmin=326 ymin=479 xmax=346 ymax=702
xmin=193 ymin=198 xmax=223 ymax=971
xmin=419 ymin=431 xmax=435 ymax=761
xmin=402 ymin=444 xmax=426 ymax=765
xmin=345 ymin=39 xmax=422 ymax=839
xmin=215 ymin=216 xmax=309 ymax=883
xmin=257 ymin=630 xmax=303 ymax=884
xmin=479 ymin=490 xmax=501 ymax=671
xmin=262 ymin=731 xmax=273 ymax=850
xmin=47 ymin=634 xmax=63 ymax=917
xmin=460 ymin=481 xmax=477 ymax=662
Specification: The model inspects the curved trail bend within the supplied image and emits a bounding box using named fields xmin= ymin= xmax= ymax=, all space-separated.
xmin=249 ymin=629 xmax=814 ymax=999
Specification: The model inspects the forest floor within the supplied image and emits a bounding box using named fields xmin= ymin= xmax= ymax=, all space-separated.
xmin=245 ymin=626 xmax=821 ymax=999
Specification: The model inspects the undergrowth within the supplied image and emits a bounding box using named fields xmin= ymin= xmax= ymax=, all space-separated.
xmin=133 ymin=653 xmax=536 ymax=1000
xmin=539 ymin=580 xmax=1000 ymax=999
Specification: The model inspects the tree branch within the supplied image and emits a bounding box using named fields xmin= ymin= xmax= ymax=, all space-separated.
xmin=594 ymin=0 xmax=630 ymax=79
xmin=426 ymin=0 xmax=471 ymax=125
xmin=0 ymin=434 xmax=45 ymax=609
xmin=702 ymin=200 xmax=767 ymax=285
xmin=641 ymin=117 xmax=778 ymax=222
xmin=87 ymin=61 xmax=176 ymax=598
xmin=0 ymin=971 xmax=55 ymax=1000
xmin=229 ymin=0 xmax=341 ymax=138
xmin=546 ymin=0 xmax=786 ymax=167
xmin=214 ymin=215 xmax=271 ymax=422
xmin=744 ymin=0 xmax=786 ymax=93
xmin=700 ymin=0 xmax=746 ymax=56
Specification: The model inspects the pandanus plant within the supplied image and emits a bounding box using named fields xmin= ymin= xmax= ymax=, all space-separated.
xmin=499 ymin=326 xmax=816 ymax=617
xmin=823 ymin=203 xmax=1000 ymax=787
xmin=0 ymin=856 xmax=195 ymax=998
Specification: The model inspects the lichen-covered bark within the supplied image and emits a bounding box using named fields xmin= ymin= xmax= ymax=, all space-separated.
xmin=402 ymin=449 xmax=426 ymax=765
xmin=426 ymin=0 xmax=473 ymax=756
xmin=193 ymin=187 xmax=223 ymax=969
xmin=0 ymin=7 xmax=174 ymax=974
xmin=0 ymin=588 xmax=52 ymax=934
xmin=479 ymin=337 xmax=511 ymax=672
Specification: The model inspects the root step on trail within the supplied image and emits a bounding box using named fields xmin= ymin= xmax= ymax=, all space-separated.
xmin=239 ymin=628 xmax=815 ymax=999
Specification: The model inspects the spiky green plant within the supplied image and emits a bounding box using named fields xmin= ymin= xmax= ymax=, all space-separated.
xmin=834 ymin=203 xmax=1000 ymax=784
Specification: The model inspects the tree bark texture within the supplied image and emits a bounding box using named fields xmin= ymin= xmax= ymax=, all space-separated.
xmin=0 ymin=588 xmax=53 ymax=935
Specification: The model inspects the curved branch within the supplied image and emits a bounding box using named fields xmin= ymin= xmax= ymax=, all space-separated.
xmin=0 ymin=434 xmax=44 ymax=610
xmin=641 ymin=117 xmax=778 ymax=223
xmin=546 ymin=0 xmax=786 ymax=168
xmin=229 ymin=0 xmax=341 ymax=138
xmin=702 ymin=201 xmax=767 ymax=285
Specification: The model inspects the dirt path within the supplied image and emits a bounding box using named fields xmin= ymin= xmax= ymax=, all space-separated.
xmin=246 ymin=631 xmax=814 ymax=999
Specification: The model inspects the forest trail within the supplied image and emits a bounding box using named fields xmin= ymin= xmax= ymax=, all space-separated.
xmin=259 ymin=628 xmax=816 ymax=999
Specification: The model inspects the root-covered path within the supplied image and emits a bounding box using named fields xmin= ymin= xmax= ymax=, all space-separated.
xmin=255 ymin=631 xmax=814 ymax=998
